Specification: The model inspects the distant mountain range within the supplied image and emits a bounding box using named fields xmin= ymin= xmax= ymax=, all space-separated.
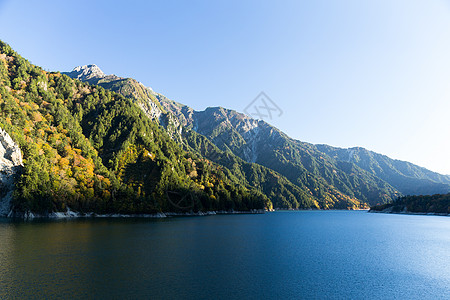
xmin=64 ymin=64 xmax=450 ymax=208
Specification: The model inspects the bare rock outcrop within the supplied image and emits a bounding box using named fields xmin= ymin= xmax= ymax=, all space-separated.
xmin=0 ymin=128 xmax=23 ymax=217
xmin=63 ymin=64 xmax=120 ymax=84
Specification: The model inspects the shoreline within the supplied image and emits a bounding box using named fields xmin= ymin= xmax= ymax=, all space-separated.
xmin=368 ymin=208 xmax=449 ymax=217
xmin=5 ymin=208 xmax=266 ymax=220
xmin=1 ymin=208 xmax=395 ymax=220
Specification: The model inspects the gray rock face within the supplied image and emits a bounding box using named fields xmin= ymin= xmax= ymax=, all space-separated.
xmin=64 ymin=64 xmax=106 ymax=84
xmin=0 ymin=128 xmax=23 ymax=217
xmin=158 ymin=101 xmax=268 ymax=163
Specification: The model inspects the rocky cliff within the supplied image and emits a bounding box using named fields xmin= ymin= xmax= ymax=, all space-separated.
xmin=0 ymin=128 xmax=23 ymax=217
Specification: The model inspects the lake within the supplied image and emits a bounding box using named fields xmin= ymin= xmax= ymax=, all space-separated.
xmin=0 ymin=211 xmax=449 ymax=299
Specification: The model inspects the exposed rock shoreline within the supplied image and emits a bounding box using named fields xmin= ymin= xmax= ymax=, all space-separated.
xmin=8 ymin=208 xmax=266 ymax=220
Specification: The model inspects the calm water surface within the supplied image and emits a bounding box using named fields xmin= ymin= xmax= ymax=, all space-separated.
xmin=0 ymin=211 xmax=449 ymax=299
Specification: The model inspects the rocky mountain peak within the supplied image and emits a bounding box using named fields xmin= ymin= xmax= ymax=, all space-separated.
xmin=65 ymin=64 xmax=106 ymax=83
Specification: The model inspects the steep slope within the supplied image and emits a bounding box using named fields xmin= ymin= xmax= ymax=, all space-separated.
xmin=63 ymin=66 xmax=183 ymax=137
xmin=174 ymin=101 xmax=450 ymax=203
xmin=0 ymin=41 xmax=269 ymax=216
xmin=159 ymin=99 xmax=450 ymax=203
xmin=160 ymin=101 xmax=400 ymax=206
xmin=316 ymin=145 xmax=450 ymax=196
xmin=177 ymin=125 xmax=366 ymax=209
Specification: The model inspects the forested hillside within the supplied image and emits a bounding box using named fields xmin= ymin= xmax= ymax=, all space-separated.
xmin=0 ymin=41 xmax=270 ymax=215
xmin=370 ymin=194 xmax=450 ymax=214
xmin=159 ymin=100 xmax=450 ymax=205
xmin=159 ymin=102 xmax=400 ymax=206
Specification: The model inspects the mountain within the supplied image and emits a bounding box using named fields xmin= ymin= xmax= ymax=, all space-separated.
xmin=65 ymin=65 xmax=450 ymax=207
xmin=0 ymin=41 xmax=274 ymax=216
xmin=158 ymin=102 xmax=400 ymax=206
xmin=162 ymin=101 xmax=450 ymax=203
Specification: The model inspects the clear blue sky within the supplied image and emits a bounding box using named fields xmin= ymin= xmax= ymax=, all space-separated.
xmin=1 ymin=0 xmax=450 ymax=174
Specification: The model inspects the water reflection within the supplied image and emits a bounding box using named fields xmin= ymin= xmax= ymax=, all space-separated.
xmin=0 ymin=213 xmax=449 ymax=299
xmin=0 ymin=220 xmax=14 ymax=295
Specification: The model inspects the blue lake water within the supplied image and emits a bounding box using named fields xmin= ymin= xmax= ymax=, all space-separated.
xmin=0 ymin=211 xmax=449 ymax=299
